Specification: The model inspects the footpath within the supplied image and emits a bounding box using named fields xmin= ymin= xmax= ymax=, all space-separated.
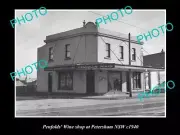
xmin=16 ymin=95 xmax=165 ymax=116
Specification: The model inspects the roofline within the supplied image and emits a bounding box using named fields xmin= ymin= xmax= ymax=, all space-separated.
xmin=143 ymin=52 xmax=165 ymax=57
xmin=44 ymin=32 xmax=144 ymax=45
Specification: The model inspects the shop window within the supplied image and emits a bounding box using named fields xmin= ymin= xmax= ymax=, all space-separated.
xmin=58 ymin=72 xmax=73 ymax=90
xmin=133 ymin=72 xmax=141 ymax=89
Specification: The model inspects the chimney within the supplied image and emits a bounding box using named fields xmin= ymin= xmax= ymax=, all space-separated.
xmin=161 ymin=49 xmax=164 ymax=53
xmin=83 ymin=20 xmax=86 ymax=27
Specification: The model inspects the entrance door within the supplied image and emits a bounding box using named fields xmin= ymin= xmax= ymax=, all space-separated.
xmin=48 ymin=72 xmax=53 ymax=92
xmin=126 ymin=71 xmax=130 ymax=92
xmin=86 ymin=70 xmax=95 ymax=94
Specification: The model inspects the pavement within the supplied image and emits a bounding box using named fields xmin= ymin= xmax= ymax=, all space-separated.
xmin=16 ymin=94 xmax=165 ymax=117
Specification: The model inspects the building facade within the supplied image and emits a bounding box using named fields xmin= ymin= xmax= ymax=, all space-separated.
xmin=143 ymin=50 xmax=165 ymax=90
xmin=37 ymin=22 xmax=164 ymax=94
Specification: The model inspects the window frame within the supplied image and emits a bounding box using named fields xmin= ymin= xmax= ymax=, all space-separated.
xmin=65 ymin=44 xmax=71 ymax=59
xmin=49 ymin=47 xmax=54 ymax=61
xmin=58 ymin=71 xmax=73 ymax=90
xmin=132 ymin=48 xmax=136 ymax=61
xmin=105 ymin=43 xmax=111 ymax=58
xmin=133 ymin=72 xmax=141 ymax=89
xmin=119 ymin=46 xmax=124 ymax=59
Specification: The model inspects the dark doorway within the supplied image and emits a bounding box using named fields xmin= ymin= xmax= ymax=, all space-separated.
xmin=86 ymin=70 xmax=95 ymax=94
xmin=48 ymin=72 xmax=53 ymax=93
xmin=126 ymin=71 xmax=130 ymax=92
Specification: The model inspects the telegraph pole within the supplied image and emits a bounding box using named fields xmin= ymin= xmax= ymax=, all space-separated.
xmin=128 ymin=33 xmax=132 ymax=97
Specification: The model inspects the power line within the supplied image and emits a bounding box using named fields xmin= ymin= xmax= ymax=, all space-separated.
xmin=99 ymin=35 xmax=124 ymax=65
xmin=112 ymin=40 xmax=124 ymax=52
xmin=99 ymin=32 xmax=164 ymax=88
xmin=88 ymin=11 xmax=151 ymax=55
xmin=123 ymin=41 xmax=144 ymax=65
xmin=88 ymin=11 xmax=148 ymax=32
xmin=142 ymin=48 xmax=150 ymax=55
xmin=72 ymin=36 xmax=83 ymax=64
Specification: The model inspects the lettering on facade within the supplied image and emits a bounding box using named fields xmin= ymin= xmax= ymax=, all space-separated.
xmin=50 ymin=64 xmax=115 ymax=70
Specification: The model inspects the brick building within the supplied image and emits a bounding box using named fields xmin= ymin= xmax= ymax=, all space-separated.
xmin=143 ymin=49 xmax=165 ymax=90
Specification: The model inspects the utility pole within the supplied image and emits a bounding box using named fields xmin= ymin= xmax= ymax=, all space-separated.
xmin=128 ymin=33 xmax=132 ymax=97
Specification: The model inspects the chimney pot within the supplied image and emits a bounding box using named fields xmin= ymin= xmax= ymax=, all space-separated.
xmin=83 ymin=20 xmax=86 ymax=27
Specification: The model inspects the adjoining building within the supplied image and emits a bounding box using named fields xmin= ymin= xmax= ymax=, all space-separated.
xmin=16 ymin=78 xmax=37 ymax=96
xmin=37 ymin=21 xmax=164 ymax=95
xmin=143 ymin=49 xmax=165 ymax=90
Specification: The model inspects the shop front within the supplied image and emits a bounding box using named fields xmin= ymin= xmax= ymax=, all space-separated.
xmin=42 ymin=63 xmax=163 ymax=95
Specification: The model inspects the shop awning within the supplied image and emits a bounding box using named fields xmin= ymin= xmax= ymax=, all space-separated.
xmin=44 ymin=63 xmax=164 ymax=72
xmin=114 ymin=64 xmax=164 ymax=71
xmin=44 ymin=63 xmax=115 ymax=71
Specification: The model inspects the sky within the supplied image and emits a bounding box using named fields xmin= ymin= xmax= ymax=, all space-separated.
xmin=15 ymin=10 xmax=166 ymax=79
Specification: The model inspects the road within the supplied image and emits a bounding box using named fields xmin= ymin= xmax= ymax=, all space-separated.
xmin=16 ymin=95 xmax=165 ymax=117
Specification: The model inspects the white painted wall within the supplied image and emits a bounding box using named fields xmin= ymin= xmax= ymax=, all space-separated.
xmin=151 ymin=71 xmax=158 ymax=88
xmin=95 ymin=70 xmax=108 ymax=94
xmin=97 ymin=36 xmax=142 ymax=66
xmin=37 ymin=47 xmax=49 ymax=92
xmin=122 ymin=71 xmax=127 ymax=92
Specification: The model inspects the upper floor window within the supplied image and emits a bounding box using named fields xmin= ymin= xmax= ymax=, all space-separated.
xmin=119 ymin=46 xmax=124 ymax=59
xmin=49 ymin=47 xmax=54 ymax=61
xmin=106 ymin=43 xmax=111 ymax=58
xmin=65 ymin=44 xmax=70 ymax=59
xmin=132 ymin=48 xmax=136 ymax=61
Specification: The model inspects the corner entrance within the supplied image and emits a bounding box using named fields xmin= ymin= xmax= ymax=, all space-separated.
xmin=86 ymin=70 xmax=95 ymax=94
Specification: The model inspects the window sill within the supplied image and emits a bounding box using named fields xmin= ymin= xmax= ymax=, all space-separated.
xmin=132 ymin=88 xmax=141 ymax=90
xmin=64 ymin=57 xmax=71 ymax=60
xmin=104 ymin=57 xmax=111 ymax=60
xmin=57 ymin=89 xmax=74 ymax=92
xmin=119 ymin=59 xmax=124 ymax=61
xmin=48 ymin=59 xmax=54 ymax=63
xmin=131 ymin=60 xmax=136 ymax=62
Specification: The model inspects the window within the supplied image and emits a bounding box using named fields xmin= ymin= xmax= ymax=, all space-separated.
xmin=49 ymin=47 xmax=54 ymax=61
xmin=65 ymin=44 xmax=70 ymax=59
xmin=106 ymin=43 xmax=111 ymax=58
xmin=132 ymin=48 xmax=136 ymax=61
xmin=119 ymin=46 xmax=124 ymax=59
xmin=58 ymin=72 xmax=73 ymax=90
xmin=133 ymin=72 xmax=141 ymax=89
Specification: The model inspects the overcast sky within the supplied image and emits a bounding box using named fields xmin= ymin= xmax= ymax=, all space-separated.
xmin=15 ymin=10 xmax=165 ymax=79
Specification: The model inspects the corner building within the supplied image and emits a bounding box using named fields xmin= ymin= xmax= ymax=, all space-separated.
xmin=37 ymin=22 xmax=164 ymax=94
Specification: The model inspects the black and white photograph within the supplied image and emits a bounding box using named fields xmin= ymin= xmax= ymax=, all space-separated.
xmin=15 ymin=10 xmax=166 ymax=117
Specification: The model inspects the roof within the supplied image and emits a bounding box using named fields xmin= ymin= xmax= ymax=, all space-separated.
xmin=44 ymin=22 xmax=143 ymax=45
xmin=143 ymin=51 xmax=165 ymax=68
xmin=16 ymin=80 xmax=26 ymax=86
xmin=26 ymin=78 xmax=36 ymax=83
